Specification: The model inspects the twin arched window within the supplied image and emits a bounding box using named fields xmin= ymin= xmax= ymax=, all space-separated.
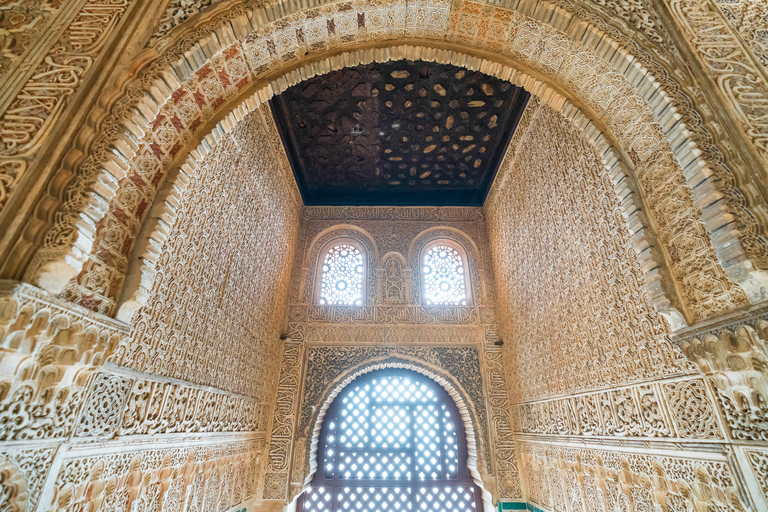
xmin=297 ymin=370 xmax=482 ymax=512
xmin=316 ymin=241 xmax=470 ymax=306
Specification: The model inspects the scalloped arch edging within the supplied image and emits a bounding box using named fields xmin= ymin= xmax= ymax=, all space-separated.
xmin=298 ymin=358 xmax=496 ymax=507
xmin=107 ymin=45 xmax=687 ymax=327
xmin=24 ymin=0 xmax=762 ymax=325
xmin=116 ymin=45 xmax=690 ymax=328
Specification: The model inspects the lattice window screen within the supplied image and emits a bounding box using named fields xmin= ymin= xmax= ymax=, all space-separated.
xmin=422 ymin=245 xmax=467 ymax=305
xmin=298 ymin=371 xmax=482 ymax=512
xmin=320 ymin=244 xmax=364 ymax=305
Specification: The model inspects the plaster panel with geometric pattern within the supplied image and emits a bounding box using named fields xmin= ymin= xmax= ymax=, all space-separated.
xmin=2 ymin=1 xmax=768 ymax=510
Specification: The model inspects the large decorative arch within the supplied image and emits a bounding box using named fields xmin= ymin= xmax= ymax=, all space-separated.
xmin=17 ymin=0 xmax=763 ymax=324
xmin=297 ymin=357 xmax=497 ymax=506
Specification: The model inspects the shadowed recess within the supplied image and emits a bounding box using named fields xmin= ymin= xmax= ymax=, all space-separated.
xmin=270 ymin=59 xmax=530 ymax=206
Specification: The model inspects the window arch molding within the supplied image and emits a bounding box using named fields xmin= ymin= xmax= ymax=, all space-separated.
xmin=304 ymin=226 xmax=379 ymax=306
xmin=408 ymin=228 xmax=483 ymax=307
xmin=298 ymin=360 xmax=492 ymax=508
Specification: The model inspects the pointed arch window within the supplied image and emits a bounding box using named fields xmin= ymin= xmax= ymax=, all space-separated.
xmin=318 ymin=242 xmax=365 ymax=306
xmin=298 ymin=370 xmax=482 ymax=512
xmin=421 ymin=243 xmax=470 ymax=305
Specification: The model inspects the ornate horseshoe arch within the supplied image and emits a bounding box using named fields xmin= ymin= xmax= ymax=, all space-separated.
xmin=297 ymin=356 xmax=495 ymax=506
xmin=16 ymin=0 xmax=762 ymax=329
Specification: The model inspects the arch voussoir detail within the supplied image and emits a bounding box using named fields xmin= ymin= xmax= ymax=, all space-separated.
xmin=24 ymin=0 xmax=755 ymax=324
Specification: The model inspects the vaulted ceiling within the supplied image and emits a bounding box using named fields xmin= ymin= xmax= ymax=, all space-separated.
xmin=270 ymin=60 xmax=530 ymax=206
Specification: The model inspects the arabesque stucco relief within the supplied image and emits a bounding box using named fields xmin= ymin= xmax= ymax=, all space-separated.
xmin=0 ymin=0 xmax=767 ymax=510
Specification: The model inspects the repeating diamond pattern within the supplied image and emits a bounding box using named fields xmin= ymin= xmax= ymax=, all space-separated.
xmin=299 ymin=373 xmax=482 ymax=512
xmin=324 ymin=420 xmax=338 ymax=478
xmin=340 ymin=386 xmax=369 ymax=448
xmin=303 ymin=487 xmax=335 ymax=512
xmin=371 ymin=379 xmax=437 ymax=403
xmin=338 ymin=487 xmax=413 ymax=511
xmin=339 ymin=452 xmax=412 ymax=480
xmin=414 ymin=405 xmax=441 ymax=479
xmin=416 ymin=485 xmax=478 ymax=511
xmin=371 ymin=406 xmax=411 ymax=447
xmin=442 ymin=406 xmax=459 ymax=479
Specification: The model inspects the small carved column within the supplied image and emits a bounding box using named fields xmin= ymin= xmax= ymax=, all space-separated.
xmin=404 ymin=267 xmax=413 ymax=304
xmin=376 ymin=267 xmax=384 ymax=304
xmin=297 ymin=266 xmax=309 ymax=301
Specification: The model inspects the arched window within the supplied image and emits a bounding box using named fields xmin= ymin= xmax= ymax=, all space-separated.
xmin=298 ymin=370 xmax=482 ymax=512
xmin=318 ymin=242 xmax=365 ymax=306
xmin=421 ymin=243 xmax=469 ymax=305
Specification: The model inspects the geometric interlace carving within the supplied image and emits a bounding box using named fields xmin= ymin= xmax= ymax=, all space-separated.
xmin=299 ymin=372 xmax=481 ymax=512
xmin=423 ymin=245 xmax=467 ymax=305
xmin=320 ymin=244 xmax=364 ymax=305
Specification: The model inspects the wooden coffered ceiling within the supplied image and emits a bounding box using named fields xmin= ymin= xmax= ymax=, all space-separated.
xmin=270 ymin=60 xmax=530 ymax=206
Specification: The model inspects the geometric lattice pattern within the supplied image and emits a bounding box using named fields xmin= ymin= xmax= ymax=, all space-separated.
xmin=301 ymin=485 xmax=479 ymax=512
xmin=423 ymin=245 xmax=467 ymax=305
xmin=270 ymin=60 xmax=528 ymax=206
xmin=338 ymin=452 xmax=412 ymax=480
xmin=416 ymin=486 xmax=478 ymax=511
xmin=299 ymin=372 xmax=481 ymax=512
xmin=320 ymin=244 xmax=364 ymax=305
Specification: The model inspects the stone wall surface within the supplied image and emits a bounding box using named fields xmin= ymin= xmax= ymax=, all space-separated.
xmin=261 ymin=206 xmax=521 ymax=504
xmin=2 ymin=0 xmax=767 ymax=323
xmin=486 ymin=101 xmax=768 ymax=511
xmin=1 ymin=0 xmax=768 ymax=510
xmin=0 ymin=107 xmax=298 ymax=511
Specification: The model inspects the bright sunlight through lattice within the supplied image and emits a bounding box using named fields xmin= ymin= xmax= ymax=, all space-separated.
xmin=423 ymin=245 xmax=467 ymax=305
xmin=320 ymin=244 xmax=364 ymax=306
xmin=299 ymin=372 xmax=480 ymax=512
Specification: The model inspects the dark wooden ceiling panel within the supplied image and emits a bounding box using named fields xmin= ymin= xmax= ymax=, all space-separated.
xmin=270 ymin=59 xmax=530 ymax=206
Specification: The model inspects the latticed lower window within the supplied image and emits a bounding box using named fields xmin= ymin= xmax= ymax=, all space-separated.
xmin=319 ymin=243 xmax=364 ymax=305
xmin=422 ymin=245 xmax=468 ymax=305
xmin=298 ymin=370 xmax=483 ymax=512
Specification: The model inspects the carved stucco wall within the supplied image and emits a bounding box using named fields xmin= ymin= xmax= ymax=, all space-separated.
xmin=0 ymin=108 xmax=299 ymax=511
xmin=261 ymin=207 xmax=521 ymax=506
xmin=712 ymin=0 xmax=768 ymax=67
xmin=487 ymin=101 xmax=693 ymax=404
xmin=112 ymin=108 xmax=299 ymax=399
xmin=486 ymin=100 xmax=768 ymax=510
xmin=2 ymin=0 xmax=767 ymax=326
xmin=1 ymin=0 xmax=768 ymax=509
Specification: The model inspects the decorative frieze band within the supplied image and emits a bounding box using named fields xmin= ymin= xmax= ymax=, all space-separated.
xmin=289 ymin=304 xmax=486 ymax=325
xmin=303 ymin=323 xmax=480 ymax=344
xmin=302 ymin=206 xmax=485 ymax=222
xmin=518 ymin=440 xmax=754 ymax=510
xmin=49 ymin=438 xmax=263 ymax=512
xmin=73 ymin=369 xmax=266 ymax=442
xmin=512 ymin=376 xmax=724 ymax=441
xmin=263 ymin=341 xmax=304 ymax=501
